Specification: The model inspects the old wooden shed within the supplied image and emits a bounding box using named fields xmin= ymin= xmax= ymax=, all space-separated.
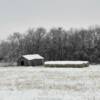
xmin=17 ymin=54 xmax=44 ymax=66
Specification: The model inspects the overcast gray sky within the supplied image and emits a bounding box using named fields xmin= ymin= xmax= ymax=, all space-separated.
xmin=0 ymin=0 xmax=100 ymax=40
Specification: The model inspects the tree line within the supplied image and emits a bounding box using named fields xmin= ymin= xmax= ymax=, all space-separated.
xmin=0 ymin=26 xmax=100 ymax=63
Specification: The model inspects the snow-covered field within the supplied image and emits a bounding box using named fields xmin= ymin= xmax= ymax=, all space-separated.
xmin=0 ymin=65 xmax=100 ymax=100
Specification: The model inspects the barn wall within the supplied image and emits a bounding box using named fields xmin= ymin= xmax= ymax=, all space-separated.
xmin=17 ymin=57 xmax=29 ymax=66
xmin=30 ymin=59 xmax=44 ymax=66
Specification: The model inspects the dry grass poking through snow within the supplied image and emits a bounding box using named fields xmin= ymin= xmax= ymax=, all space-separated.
xmin=0 ymin=65 xmax=100 ymax=100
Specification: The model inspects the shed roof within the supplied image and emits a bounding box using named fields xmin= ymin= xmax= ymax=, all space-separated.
xmin=22 ymin=54 xmax=44 ymax=60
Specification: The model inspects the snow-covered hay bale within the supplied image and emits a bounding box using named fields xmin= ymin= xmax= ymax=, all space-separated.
xmin=44 ymin=61 xmax=89 ymax=68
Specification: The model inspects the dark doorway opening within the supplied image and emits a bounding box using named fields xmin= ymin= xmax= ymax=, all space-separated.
xmin=21 ymin=60 xmax=24 ymax=66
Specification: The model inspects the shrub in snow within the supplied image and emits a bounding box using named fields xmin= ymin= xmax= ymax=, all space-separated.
xmin=44 ymin=61 xmax=89 ymax=68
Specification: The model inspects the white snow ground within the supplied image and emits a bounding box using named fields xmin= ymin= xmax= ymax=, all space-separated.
xmin=0 ymin=65 xmax=100 ymax=100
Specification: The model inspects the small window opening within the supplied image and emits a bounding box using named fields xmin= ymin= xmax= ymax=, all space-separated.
xmin=21 ymin=60 xmax=24 ymax=66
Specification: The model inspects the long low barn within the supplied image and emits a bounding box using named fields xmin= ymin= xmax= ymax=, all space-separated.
xmin=17 ymin=54 xmax=44 ymax=66
xmin=44 ymin=61 xmax=89 ymax=67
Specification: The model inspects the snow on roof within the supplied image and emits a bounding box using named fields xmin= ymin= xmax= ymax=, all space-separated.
xmin=44 ymin=61 xmax=89 ymax=65
xmin=22 ymin=54 xmax=44 ymax=60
